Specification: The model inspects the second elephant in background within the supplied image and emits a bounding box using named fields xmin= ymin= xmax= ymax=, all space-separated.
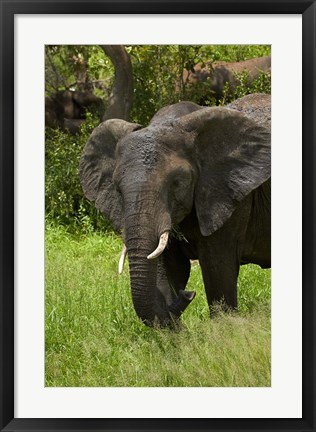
xmin=45 ymin=90 xmax=103 ymax=133
xmin=182 ymin=56 xmax=271 ymax=103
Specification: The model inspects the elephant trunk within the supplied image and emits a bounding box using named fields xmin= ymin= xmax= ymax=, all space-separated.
xmin=125 ymin=218 xmax=194 ymax=327
xmin=126 ymin=236 xmax=170 ymax=326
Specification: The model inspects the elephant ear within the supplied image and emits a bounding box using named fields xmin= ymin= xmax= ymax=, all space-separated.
xmin=79 ymin=119 xmax=141 ymax=232
xmin=178 ymin=106 xmax=271 ymax=236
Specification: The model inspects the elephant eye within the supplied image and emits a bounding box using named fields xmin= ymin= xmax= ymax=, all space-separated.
xmin=172 ymin=177 xmax=191 ymax=201
xmin=168 ymin=165 xmax=194 ymax=204
xmin=173 ymin=172 xmax=191 ymax=190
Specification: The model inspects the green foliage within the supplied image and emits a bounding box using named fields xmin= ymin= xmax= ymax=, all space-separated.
xmin=45 ymin=114 xmax=112 ymax=232
xmin=46 ymin=44 xmax=271 ymax=111
xmin=130 ymin=45 xmax=204 ymax=124
xmin=45 ymin=45 xmax=111 ymax=97
xmin=45 ymin=44 xmax=271 ymax=229
xmin=130 ymin=44 xmax=270 ymax=124
xmin=219 ymin=70 xmax=271 ymax=105
xmin=207 ymin=45 xmax=270 ymax=63
xmin=45 ymin=228 xmax=271 ymax=387
xmin=250 ymin=70 xmax=271 ymax=94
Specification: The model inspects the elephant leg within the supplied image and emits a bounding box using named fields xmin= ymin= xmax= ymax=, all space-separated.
xmin=162 ymin=238 xmax=191 ymax=298
xmin=198 ymin=197 xmax=252 ymax=314
xmin=198 ymin=233 xmax=242 ymax=313
xmin=200 ymin=256 xmax=239 ymax=312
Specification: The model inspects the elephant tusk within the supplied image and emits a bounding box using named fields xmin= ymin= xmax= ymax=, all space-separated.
xmin=147 ymin=232 xmax=169 ymax=260
xmin=118 ymin=244 xmax=127 ymax=275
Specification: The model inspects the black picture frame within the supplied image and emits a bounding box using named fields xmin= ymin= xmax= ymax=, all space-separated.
xmin=1 ymin=1 xmax=315 ymax=431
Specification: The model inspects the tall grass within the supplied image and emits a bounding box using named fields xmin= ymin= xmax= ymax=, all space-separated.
xmin=45 ymin=225 xmax=271 ymax=387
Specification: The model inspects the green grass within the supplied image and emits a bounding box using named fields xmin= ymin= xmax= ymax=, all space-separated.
xmin=45 ymin=224 xmax=271 ymax=387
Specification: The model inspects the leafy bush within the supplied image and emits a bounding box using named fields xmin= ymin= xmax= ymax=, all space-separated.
xmin=130 ymin=45 xmax=270 ymax=124
xmin=46 ymin=45 xmax=112 ymax=97
xmin=219 ymin=70 xmax=271 ymax=105
xmin=207 ymin=45 xmax=270 ymax=63
xmin=45 ymin=114 xmax=113 ymax=233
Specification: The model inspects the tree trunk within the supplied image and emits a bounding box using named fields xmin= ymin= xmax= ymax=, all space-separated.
xmin=100 ymin=45 xmax=134 ymax=121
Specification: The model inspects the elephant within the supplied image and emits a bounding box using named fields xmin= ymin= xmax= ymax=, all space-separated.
xmin=79 ymin=93 xmax=271 ymax=327
xmin=182 ymin=56 xmax=271 ymax=103
xmin=45 ymin=89 xmax=103 ymax=133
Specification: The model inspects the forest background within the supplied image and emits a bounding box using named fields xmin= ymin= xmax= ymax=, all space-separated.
xmin=45 ymin=44 xmax=271 ymax=231
xmin=45 ymin=45 xmax=271 ymax=387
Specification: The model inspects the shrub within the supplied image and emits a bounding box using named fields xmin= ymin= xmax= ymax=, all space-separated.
xmin=219 ymin=70 xmax=271 ymax=105
xmin=45 ymin=114 xmax=112 ymax=232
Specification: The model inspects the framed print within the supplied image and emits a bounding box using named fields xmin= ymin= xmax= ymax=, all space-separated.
xmin=1 ymin=1 xmax=315 ymax=431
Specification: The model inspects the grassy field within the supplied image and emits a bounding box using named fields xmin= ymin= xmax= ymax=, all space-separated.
xmin=45 ymin=224 xmax=271 ymax=387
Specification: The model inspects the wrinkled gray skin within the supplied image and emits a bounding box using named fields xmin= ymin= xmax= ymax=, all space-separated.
xmin=79 ymin=93 xmax=271 ymax=327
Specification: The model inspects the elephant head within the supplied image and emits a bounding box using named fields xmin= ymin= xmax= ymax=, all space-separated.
xmin=79 ymin=95 xmax=271 ymax=326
